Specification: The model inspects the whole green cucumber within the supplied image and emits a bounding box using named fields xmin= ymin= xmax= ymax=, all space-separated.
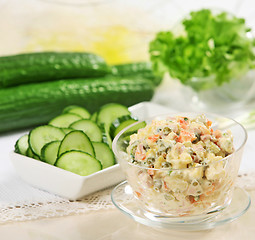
xmin=0 ymin=52 xmax=110 ymax=88
xmin=111 ymin=62 xmax=162 ymax=86
xmin=0 ymin=77 xmax=155 ymax=133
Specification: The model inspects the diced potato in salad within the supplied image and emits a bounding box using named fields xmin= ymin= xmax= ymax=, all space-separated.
xmin=126 ymin=114 xmax=235 ymax=216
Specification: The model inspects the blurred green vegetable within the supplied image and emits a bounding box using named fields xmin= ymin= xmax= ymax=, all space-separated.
xmin=149 ymin=9 xmax=255 ymax=91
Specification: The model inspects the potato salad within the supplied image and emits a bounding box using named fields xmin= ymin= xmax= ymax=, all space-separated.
xmin=126 ymin=114 xmax=235 ymax=216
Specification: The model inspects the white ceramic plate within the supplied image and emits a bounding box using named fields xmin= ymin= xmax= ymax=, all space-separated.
xmin=10 ymin=102 xmax=174 ymax=200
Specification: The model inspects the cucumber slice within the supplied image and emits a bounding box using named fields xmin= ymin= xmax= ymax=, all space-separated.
xmin=111 ymin=115 xmax=133 ymax=127
xmin=63 ymin=105 xmax=91 ymax=119
xmin=55 ymin=150 xmax=102 ymax=176
xmin=69 ymin=119 xmax=102 ymax=142
xmin=97 ymin=103 xmax=131 ymax=148
xmin=15 ymin=134 xmax=29 ymax=155
xmin=61 ymin=128 xmax=75 ymax=134
xmin=113 ymin=119 xmax=138 ymax=137
xmin=110 ymin=115 xmax=137 ymax=138
xmin=92 ymin=142 xmax=115 ymax=169
xmin=126 ymin=121 xmax=146 ymax=133
xmin=41 ymin=141 xmax=61 ymax=165
xmin=26 ymin=147 xmax=33 ymax=157
xmin=119 ymin=121 xmax=147 ymax=143
xmin=49 ymin=113 xmax=82 ymax=128
xmin=90 ymin=112 xmax=98 ymax=122
xmin=29 ymin=125 xmax=65 ymax=156
xmin=58 ymin=130 xmax=95 ymax=157
xmin=26 ymin=147 xmax=40 ymax=160
xmin=100 ymin=124 xmax=112 ymax=148
xmin=97 ymin=103 xmax=131 ymax=130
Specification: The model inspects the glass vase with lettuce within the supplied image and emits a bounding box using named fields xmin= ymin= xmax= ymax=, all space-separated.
xmin=149 ymin=9 xmax=255 ymax=111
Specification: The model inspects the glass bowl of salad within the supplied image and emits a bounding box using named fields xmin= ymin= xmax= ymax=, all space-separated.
xmin=112 ymin=112 xmax=247 ymax=221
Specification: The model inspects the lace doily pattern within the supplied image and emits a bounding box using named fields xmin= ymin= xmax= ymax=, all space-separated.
xmin=0 ymin=187 xmax=115 ymax=224
xmin=0 ymin=171 xmax=254 ymax=224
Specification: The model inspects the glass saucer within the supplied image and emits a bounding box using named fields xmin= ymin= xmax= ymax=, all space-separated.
xmin=111 ymin=181 xmax=251 ymax=231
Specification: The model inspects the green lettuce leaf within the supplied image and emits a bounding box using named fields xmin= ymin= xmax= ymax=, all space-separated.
xmin=149 ymin=9 xmax=255 ymax=91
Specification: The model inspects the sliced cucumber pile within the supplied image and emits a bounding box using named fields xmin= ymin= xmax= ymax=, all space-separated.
xmin=14 ymin=103 xmax=146 ymax=176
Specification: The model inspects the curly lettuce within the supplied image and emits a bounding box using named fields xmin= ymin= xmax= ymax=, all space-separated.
xmin=149 ymin=9 xmax=255 ymax=91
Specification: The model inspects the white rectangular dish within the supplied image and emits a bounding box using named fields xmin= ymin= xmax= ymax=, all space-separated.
xmin=10 ymin=151 xmax=125 ymax=200
xmin=10 ymin=102 xmax=175 ymax=200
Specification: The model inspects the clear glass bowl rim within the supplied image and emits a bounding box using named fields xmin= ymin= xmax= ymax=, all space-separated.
xmin=112 ymin=111 xmax=247 ymax=171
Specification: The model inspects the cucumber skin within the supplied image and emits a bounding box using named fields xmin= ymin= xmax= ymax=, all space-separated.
xmin=0 ymin=77 xmax=155 ymax=133
xmin=111 ymin=62 xmax=162 ymax=86
xmin=111 ymin=62 xmax=153 ymax=76
xmin=0 ymin=52 xmax=110 ymax=88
